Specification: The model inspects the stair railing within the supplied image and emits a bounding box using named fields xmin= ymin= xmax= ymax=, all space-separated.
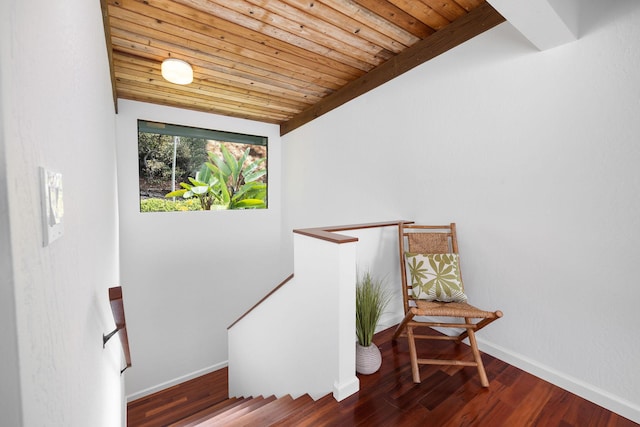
xmin=103 ymin=286 xmax=132 ymax=374
xmin=227 ymin=221 xmax=408 ymax=401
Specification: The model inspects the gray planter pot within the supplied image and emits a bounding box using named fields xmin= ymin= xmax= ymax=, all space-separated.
xmin=355 ymin=342 xmax=382 ymax=375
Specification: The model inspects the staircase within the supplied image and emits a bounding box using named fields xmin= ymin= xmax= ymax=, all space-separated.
xmin=168 ymin=393 xmax=337 ymax=426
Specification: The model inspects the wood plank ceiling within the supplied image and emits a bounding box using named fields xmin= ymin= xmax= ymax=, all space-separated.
xmin=101 ymin=0 xmax=505 ymax=135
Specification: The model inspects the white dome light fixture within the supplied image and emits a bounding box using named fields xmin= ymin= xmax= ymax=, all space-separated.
xmin=161 ymin=58 xmax=193 ymax=85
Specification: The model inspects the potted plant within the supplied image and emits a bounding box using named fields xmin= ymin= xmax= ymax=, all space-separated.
xmin=355 ymin=270 xmax=391 ymax=375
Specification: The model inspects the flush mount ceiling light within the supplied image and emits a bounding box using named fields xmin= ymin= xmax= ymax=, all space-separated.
xmin=161 ymin=58 xmax=193 ymax=85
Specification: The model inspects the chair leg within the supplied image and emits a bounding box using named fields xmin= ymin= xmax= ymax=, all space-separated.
xmin=406 ymin=326 xmax=421 ymax=383
xmin=392 ymin=311 xmax=415 ymax=341
xmin=466 ymin=320 xmax=489 ymax=387
xmin=457 ymin=312 xmax=502 ymax=342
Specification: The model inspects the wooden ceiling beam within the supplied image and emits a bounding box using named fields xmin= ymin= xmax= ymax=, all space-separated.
xmin=280 ymin=1 xmax=505 ymax=136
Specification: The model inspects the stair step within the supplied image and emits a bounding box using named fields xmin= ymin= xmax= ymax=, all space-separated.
xmin=128 ymin=369 xmax=230 ymax=427
xmin=269 ymin=394 xmax=339 ymax=426
xmin=196 ymin=395 xmax=277 ymax=426
xmin=168 ymin=394 xmax=330 ymax=427
xmin=169 ymin=397 xmax=249 ymax=427
xmin=227 ymin=394 xmax=314 ymax=426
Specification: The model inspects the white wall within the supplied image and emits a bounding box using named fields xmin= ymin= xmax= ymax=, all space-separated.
xmin=347 ymin=226 xmax=406 ymax=331
xmin=282 ymin=2 xmax=640 ymax=422
xmin=115 ymin=100 xmax=285 ymax=399
xmin=229 ymin=234 xmax=359 ymax=401
xmin=1 ymin=0 xmax=123 ymax=426
xmin=0 ymin=52 xmax=22 ymax=427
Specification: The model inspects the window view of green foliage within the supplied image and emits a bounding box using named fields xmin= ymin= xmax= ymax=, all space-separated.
xmin=139 ymin=197 xmax=202 ymax=212
xmin=138 ymin=122 xmax=267 ymax=212
xmin=165 ymin=145 xmax=267 ymax=210
xmin=138 ymin=133 xmax=209 ymax=194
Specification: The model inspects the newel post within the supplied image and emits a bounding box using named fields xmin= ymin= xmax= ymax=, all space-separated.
xmin=332 ymin=240 xmax=359 ymax=401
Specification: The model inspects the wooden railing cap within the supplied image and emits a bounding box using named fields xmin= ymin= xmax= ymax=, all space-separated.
xmin=293 ymin=220 xmax=413 ymax=244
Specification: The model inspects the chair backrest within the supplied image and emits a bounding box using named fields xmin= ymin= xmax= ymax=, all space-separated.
xmin=398 ymin=223 xmax=460 ymax=312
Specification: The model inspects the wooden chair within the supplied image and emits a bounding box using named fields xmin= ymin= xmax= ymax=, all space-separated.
xmin=393 ymin=223 xmax=502 ymax=387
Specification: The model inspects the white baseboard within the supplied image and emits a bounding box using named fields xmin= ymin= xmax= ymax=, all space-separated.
xmin=126 ymin=360 xmax=229 ymax=402
xmin=332 ymin=376 xmax=360 ymax=402
xmin=477 ymin=338 xmax=640 ymax=424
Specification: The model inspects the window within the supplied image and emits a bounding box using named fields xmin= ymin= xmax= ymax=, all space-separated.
xmin=138 ymin=120 xmax=267 ymax=212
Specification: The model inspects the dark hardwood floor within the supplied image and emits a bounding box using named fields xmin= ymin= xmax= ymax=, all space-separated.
xmin=128 ymin=327 xmax=638 ymax=426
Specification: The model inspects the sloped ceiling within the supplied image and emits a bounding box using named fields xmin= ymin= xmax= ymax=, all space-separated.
xmin=101 ymin=0 xmax=507 ymax=134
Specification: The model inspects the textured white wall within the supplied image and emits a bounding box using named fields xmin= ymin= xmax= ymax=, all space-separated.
xmin=282 ymin=2 xmax=640 ymax=422
xmin=0 ymin=50 xmax=22 ymax=427
xmin=115 ymin=100 xmax=285 ymax=399
xmin=1 ymin=0 xmax=122 ymax=425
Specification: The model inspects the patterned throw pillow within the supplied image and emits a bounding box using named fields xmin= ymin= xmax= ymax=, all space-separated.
xmin=405 ymin=253 xmax=467 ymax=302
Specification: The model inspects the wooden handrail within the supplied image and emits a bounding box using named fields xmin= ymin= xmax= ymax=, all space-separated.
xmin=228 ymin=221 xmax=413 ymax=330
xmin=227 ymin=274 xmax=294 ymax=330
xmin=293 ymin=220 xmax=413 ymax=244
xmin=104 ymin=286 xmax=132 ymax=373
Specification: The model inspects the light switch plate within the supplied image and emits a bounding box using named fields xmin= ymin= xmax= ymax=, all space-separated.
xmin=40 ymin=167 xmax=64 ymax=246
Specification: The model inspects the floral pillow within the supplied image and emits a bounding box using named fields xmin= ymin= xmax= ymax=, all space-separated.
xmin=405 ymin=252 xmax=467 ymax=303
